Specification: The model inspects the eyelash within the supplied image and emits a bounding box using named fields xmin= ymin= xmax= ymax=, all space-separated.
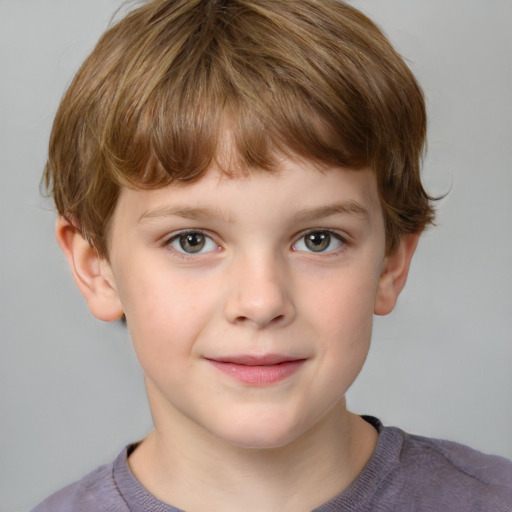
xmin=292 ymin=230 xmax=346 ymax=254
xmin=163 ymin=229 xmax=347 ymax=258
xmin=163 ymin=229 xmax=218 ymax=255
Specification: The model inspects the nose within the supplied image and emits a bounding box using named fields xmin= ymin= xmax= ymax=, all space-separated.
xmin=223 ymin=253 xmax=295 ymax=329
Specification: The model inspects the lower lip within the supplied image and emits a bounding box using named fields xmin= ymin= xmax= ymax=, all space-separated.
xmin=207 ymin=360 xmax=305 ymax=385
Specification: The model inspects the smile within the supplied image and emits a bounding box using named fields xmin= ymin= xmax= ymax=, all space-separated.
xmin=205 ymin=355 xmax=307 ymax=385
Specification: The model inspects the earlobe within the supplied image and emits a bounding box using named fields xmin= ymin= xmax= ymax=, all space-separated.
xmin=374 ymin=234 xmax=419 ymax=316
xmin=55 ymin=216 xmax=124 ymax=322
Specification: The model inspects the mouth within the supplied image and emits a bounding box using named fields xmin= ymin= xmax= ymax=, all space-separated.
xmin=205 ymin=354 xmax=307 ymax=385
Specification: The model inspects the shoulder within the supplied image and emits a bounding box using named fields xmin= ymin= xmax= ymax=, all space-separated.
xmin=401 ymin=430 xmax=512 ymax=484
xmin=30 ymin=457 xmax=127 ymax=512
xmin=396 ymin=428 xmax=512 ymax=509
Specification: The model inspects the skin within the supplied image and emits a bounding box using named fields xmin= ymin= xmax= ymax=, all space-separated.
xmin=57 ymin=157 xmax=418 ymax=512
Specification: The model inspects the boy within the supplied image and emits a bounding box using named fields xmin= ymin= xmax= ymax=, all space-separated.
xmin=33 ymin=0 xmax=512 ymax=510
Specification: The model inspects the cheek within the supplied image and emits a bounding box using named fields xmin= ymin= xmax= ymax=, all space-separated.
xmin=303 ymin=268 xmax=378 ymax=331
xmin=300 ymin=267 xmax=378 ymax=377
xmin=118 ymin=268 xmax=219 ymax=367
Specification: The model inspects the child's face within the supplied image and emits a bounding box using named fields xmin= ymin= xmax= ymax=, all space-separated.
xmin=92 ymin=158 xmax=403 ymax=449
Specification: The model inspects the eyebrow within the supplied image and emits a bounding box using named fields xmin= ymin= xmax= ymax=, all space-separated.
xmin=138 ymin=201 xmax=369 ymax=224
xmin=291 ymin=201 xmax=370 ymax=223
xmin=138 ymin=206 xmax=234 ymax=224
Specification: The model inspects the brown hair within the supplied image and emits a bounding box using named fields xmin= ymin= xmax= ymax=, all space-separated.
xmin=44 ymin=0 xmax=435 ymax=256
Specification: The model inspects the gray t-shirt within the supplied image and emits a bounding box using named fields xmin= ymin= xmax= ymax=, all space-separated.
xmin=32 ymin=418 xmax=512 ymax=511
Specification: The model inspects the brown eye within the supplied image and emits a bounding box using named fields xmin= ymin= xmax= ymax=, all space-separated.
xmin=179 ymin=233 xmax=206 ymax=253
xmin=304 ymin=232 xmax=331 ymax=252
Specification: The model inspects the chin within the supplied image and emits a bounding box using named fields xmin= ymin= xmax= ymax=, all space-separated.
xmin=212 ymin=414 xmax=308 ymax=451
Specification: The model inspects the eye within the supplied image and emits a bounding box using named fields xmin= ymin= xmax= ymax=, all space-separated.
xmin=293 ymin=230 xmax=344 ymax=253
xmin=168 ymin=231 xmax=218 ymax=254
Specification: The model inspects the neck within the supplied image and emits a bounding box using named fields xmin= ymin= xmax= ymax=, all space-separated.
xmin=128 ymin=401 xmax=378 ymax=512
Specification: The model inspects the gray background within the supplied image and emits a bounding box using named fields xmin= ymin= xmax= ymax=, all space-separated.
xmin=1 ymin=1 xmax=511 ymax=510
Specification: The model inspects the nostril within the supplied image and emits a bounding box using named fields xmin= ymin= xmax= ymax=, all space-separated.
xmin=232 ymin=313 xmax=287 ymax=327
xmin=224 ymin=280 xmax=295 ymax=328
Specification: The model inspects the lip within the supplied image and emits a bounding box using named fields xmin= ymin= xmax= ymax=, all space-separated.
xmin=206 ymin=355 xmax=307 ymax=385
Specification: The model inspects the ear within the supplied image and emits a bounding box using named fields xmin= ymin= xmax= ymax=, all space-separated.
xmin=374 ymin=234 xmax=419 ymax=316
xmin=55 ymin=216 xmax=124 ymax=322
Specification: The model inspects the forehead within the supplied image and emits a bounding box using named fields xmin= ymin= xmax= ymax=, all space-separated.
xmin=115 ymin=160 xmax=381 ymax=222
